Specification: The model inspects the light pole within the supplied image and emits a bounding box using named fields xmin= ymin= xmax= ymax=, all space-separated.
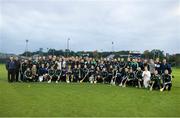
xmin=67 ymin=38 xmax=70 ymax=57
xmin=25 ymin=39 xmax=29 ymax=57
xmin=53 ymin=49 xmax=55 ymax=56
xmin=47 ymin=48 xmax=49 ymax=55
xmin=67 ymin=38 xmax=70 ymax=51
xmin=112 ymin=41 xmax=114 ymax=52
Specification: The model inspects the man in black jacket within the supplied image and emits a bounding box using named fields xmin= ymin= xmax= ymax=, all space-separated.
xmin=14 ymin=57 xmax=21 ymax=82
xmin=161 ymin=59 xmax=172 ymax=74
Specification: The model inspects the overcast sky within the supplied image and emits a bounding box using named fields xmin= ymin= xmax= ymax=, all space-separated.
xmin=0 ymin=0 xmax=180 ymax=54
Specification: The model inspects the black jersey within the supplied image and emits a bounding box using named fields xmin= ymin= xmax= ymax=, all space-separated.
xmin=55 ymin=69 xmax=61 ymax=76
xmin=119 ymin=61 xmax=126 ymax=69
xmin=108 ymin=68 xmax=113 ymax=76
xmin=122 ymin=71 xmax=128 ymax=78
xmin=155 ymin=62 xmax=161 ymax=74
xmin=72 ymin=68 xmax=79 ymax=76
xmin=48 ymin=69 xmax=55 ymax=76
xmin=101 ymin=70 xmax=108 ymax=78
xmin=21 ymin=62 xmax=28 ymax=73
xmin=89 ymin=68 xmax=95 ymax=76
xmin=82 ymin=68 xmax=89 ymax=77
xmin=95 ymin=70 xmax=101 ymax=77
xmin=151 ymin=73 xmax=160 ymax=82
xmin=128 ymin=72 xmax=135 ymax=79
xmin=61 ymin=67 xmax=66 ymax=76
xmin=136 ymin=70 xmax=143 ymax=79
xmin=126 ymin=61 xmax=132 ymax=68
xmin=162 ymin=74 xmax=172 ymax=83
xmin=24 ymin=70 xmax=32 ymax=78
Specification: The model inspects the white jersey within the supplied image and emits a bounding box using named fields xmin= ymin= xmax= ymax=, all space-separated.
xmin=142 ymin=70 xmax=151 ymax=88
xmin=57 ymin=61 xmax=62 ymax=70
xmin=62 ymin=61 xmax=66 ymax=68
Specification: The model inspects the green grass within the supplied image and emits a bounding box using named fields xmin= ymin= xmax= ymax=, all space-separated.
xmin=0 ymin=64 xmax=180 ymax=117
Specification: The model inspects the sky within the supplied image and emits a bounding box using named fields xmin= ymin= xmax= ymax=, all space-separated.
xmin=0 ymin=0 xmax=180 ymax=54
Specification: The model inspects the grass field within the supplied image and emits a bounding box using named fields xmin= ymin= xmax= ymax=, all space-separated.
xmin=0 ymin=64 xmax=180 ymax=117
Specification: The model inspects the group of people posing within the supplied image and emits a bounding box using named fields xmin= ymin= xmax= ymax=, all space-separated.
xmin=6 ymin=55 xmax=173 ymax=92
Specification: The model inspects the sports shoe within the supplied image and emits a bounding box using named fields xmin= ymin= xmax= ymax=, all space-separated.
xmin=48 ymin=80 xmax=51 ymax=83
xmin=67 ymin=80 xmax=70 ymax=83
xmin=150 ymin=87 xmax=153 ymax=91
xmin=166 ymin=86 xmax=169 ymax=90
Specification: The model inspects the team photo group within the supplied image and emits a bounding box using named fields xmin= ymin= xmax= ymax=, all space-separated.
xmin=6 ymin=55 xmax=173 ymax=92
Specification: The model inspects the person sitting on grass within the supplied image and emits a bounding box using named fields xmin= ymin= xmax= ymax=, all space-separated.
xmin=95 ymin=66 xmax=102 ymax=83
xmin=47 ymin=66 xmax=55 ymax=83
xmin=24 ymin=67 xmax=33 ymax=82
xmin=149 ymin=70 xmax=161 ymax=91
xmin=160 ymin=69 xmax=172 ymax=92
xmin=66 ymin=65 xmax=73 ymax=83
xmin=135 ymin=67 xmax=143 ymax=88
xmin=142 ymin=66 xmax=151 ymax=88
xmin=107 ymin=65 xmax=113 ymax=84
xmin=55 ymin=66 xmax=62 ymax=83
xmin=89 ymin=65 xmax=95 ymax=84
xmin=119 ymin=68 xmax=128 ymax=87
xmin=38 ymin=64 xmax=48 ymax=82
xmin=31 ymin=65 xmax=38 ymax=82
xmin=72 ymin=65 xmax=80 ymax=82
xmin=115 ymin=68 xmax=123 ymax=86
xmin=124 ymin=68 xmax=135 ymax=87
xmin=101 ymin=67 xmax=108 ymax=84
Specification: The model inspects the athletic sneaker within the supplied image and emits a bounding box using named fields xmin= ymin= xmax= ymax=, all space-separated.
xmin=67 ymin=80 xmax=70 ymax=83
xmin=48 ymin=80 xmax=51 ymax=83
xmin=150 ymin=87 xmax=153 ymax=91
xmin=166 ymin=86 xmax=169 ymax=90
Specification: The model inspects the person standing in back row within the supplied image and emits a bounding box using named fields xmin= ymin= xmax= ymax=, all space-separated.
xmin=14 ymin=57 xmax=21 ymax=82
xmin=161 ymin=59 xmax=172 ymax=74
xmin=6 ymin=56 xmax=16 ymax=82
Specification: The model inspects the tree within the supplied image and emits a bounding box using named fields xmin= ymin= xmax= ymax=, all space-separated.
xmin=20 ymin=51 xmax=33 ymax=57
xmin=151 ymin=49 xmax=165 ymax=60
xmin=143 ymin=50 xmax=152 ymax=59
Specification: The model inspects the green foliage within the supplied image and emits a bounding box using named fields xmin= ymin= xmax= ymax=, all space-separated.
xmin=169 ymin=54 xmax=180 ymax=66
xmin=142 ymin=49 xmax=165 ymax=59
